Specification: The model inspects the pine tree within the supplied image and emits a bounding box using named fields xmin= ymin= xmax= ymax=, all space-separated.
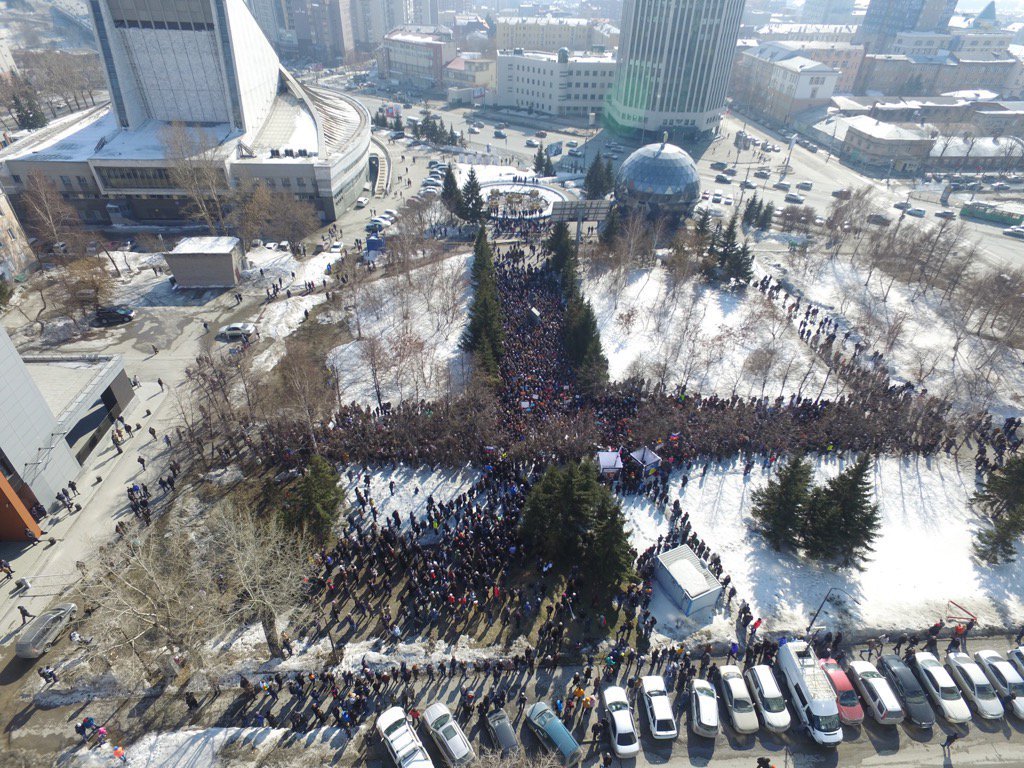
xmin=724 ymin=239 xmax=754 ymax=283
xmin=393 ymin=116 xmax=403 ymax=131
xmin=545 ymin=221 xmax=575 ymax=287
xmin=588 ymin=490 xmax=635 ymax=589
xmin=751 ymin=456 xmax=813 ymax=551
xmin=742 ymin=195 xmax=759 ymax=227
xmin=283 ymin=455 xmax=344 ymax=543
xmin=534 ymin=145 xmax=548 ymax=174
xmin=599 ymin=206 xmax=621 ymax=247
xmin=563 ymin=295 xmax=608 ymax=393
xmin=460 ymin=168 xmax=485 ymax=223
xmin=470 ymin=227 xmax=493 ymax=282
xmin=462 ymin=229 xmax=504 ymax=362
xmin=544 ymin=154 xmax=555 ymax=176
xmin=758 ymin=202 xmax=775 ymax=230
xmin=802 ymin=454 xmax=881 ymax=568
xmin=584 ymin=152 xmax=608 ymax=199
xmin=973 ymin=456 xmax=1024 ymax=564
xmin=441 ymin=167 xmax=463 ymax=216
xmin=604 ymin=158 xmax=615 ymax=192
xmin=694 ymin=206 xmax=712 ymax=238
xmin=715 ymin=213 xmax=740 ymax=272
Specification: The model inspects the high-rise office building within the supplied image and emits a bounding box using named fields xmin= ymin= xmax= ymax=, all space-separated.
xmin=801 ymin=0 xmax=855 ymax=24
xmin=606 ymin=0 xmax=745 ymax=138
xmin=857 ymin=0 xmax=957 ymax=52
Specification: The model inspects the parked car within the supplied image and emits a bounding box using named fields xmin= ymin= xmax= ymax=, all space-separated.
xmin=866 ymin=213 xmax=892 ymax=226
xmin=784 ymin=192 xmax=806 ymax=205
xmin=820 ymin=659 xmax=865 ymax=725
xmin=15 ymin=603 xmax=77 ymax=659
xmin=1004 ymin=226 xmax=1024 ymax=240
xmin=715 ymin=173 xmax=732 ymax=184
xmin=894 ymin=201 xmax=911 ymax=210
xmin=376 ymin=707 xmax=434 ymax=768
xmin=796 ymin=181 xmax=814 ymax=191
xmin=525 ymin=139 xmax=540 ymax=148
xmin=935 ymin=210 xmax=956 ymax=219
xmin=845 ymin=660 xmax=904 ymax=725
xmin=535 ymin=130 xmax=547 ymax=138
xmin=717 ymin=665 xmax=759 ymax=734
xmin=877 ymin=655 xmax=934 ymax=729
xmin=355 ymin=196 xmax=369 ymax=208
xmin=946 ymin=652 xmax=1004 ymax=720
xmin=832 ymin=188 xmax=852 ymax=199
xmin=975 ymin=650 xmax=1024 ymax=719
xmin=906 ymin=207 xmax=926 ymax=217
xmin=218 ymin=323 xmax=257 ymax=340
xmin=95 ymin=306 xmax=135 ymax=326
xmin=744 ymin=664 xmax=791 ymax=733
xmin=710 ymin=161 xmax=728 ymax=170
xmin=602 ymin=686 xmax=640 ymax=757
xmin=422 ymin=702 xmax=475 ymax=767
xmin=525 ymin=702 xmax=582 ymax=767
xmin=494 ymin=130 xmax=507 ymax=139
xmin=1009 ymin=647 xmax=1024 ymax=679
xmin=723 ymin=167 xmax=737 ymax=176
xmin=639 ymin=676 xmax=678 ymax=739
xmin=484 ymin=709 xmax=521 ymax=756
xmin=468 ymin=126 xmax=480 ymax=134
xmin=566 ymin=140 xmax=579 ymax=148
xmin=689 ymin=677 xmax=719 ymax=738
xmin=911 ymin=652 xmax=972 ymax=723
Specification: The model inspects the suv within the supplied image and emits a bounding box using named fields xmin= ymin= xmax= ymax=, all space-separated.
xmin=16 ymin=603 xmax=77 ymax=659
xmin=377 ymin=707 xmax=433 ymax=768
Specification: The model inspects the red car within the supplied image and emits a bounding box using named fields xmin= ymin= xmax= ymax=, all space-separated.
xmin=820 ymin=659 xmax=865 ymax=725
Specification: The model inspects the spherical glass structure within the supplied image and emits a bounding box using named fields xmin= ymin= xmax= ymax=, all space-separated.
xmin=614 ymin=142 xmax=701 ymax=217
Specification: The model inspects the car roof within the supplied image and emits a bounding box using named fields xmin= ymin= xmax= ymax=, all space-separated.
xmin=821 ymin=661 xmax=854 ymax=690
xmin=747 ymin=665 xmax=783 ymax=695
xmin=377 ymin=706 xmax=407 ymax=731
xmin=846 ymin=660 xmax=877 ymax=675
xmin=949 ymin=654 xmax=988 ymax=684
xmin=641 ymin=675 xmax=667 ymax=692
xmin=604 ymin=686 xmax=628 ymax=704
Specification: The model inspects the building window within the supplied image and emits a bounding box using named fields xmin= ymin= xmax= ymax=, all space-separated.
xmin=60 ymin=175 xmax=72 ymax=188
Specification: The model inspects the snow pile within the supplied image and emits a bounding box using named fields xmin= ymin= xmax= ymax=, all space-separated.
xmin=243 ymin=246 xmax=336 ymax=289
xmin=625 ymin=454 xmax=1024 ymax=640
xmin=258 ymin=293 xmax=326 ymax=341
xmin=327 ymin=254 xmax=472 ymax=405
xmin=584 ymin=265 xmax=837 ymax=399
xmin=760 ymin=248 xmax=1024 ymax=416
xmin=62 ymin=727 xmax=307 ymax=768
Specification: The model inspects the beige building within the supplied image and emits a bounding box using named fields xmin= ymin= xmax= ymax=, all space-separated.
xmin=378 ymin=26 xmax=457 ymax=88
xmin=0 ymin=189 xmax=32 ymax=279
xmin=756 ymin=23 xmax=858 ymax=44
xmin=733 ymin=45 xmax=840 ymax=123
xmin=163 ymin=236 xmax=247 ymax=288
xmin=444 ymin=54 xmax=496 ymax=95
xmin=854 ymin=53 xmax=1018 ymax=97
xmin=841 ymin=115 xmax=934 ymax=173
xmin=495 ymin=17 xmax=617 ymax=53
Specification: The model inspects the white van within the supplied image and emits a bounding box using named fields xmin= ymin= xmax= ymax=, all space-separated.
xmin=776 ymin=641 xmax=843 ymax=746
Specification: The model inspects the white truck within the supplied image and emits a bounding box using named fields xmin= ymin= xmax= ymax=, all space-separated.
xmin=777 ymin=641 xmax=843 ymax=746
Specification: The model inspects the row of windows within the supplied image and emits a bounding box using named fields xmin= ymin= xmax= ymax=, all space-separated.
xmin=112 ymin=19 xmax=214 ymax=30
xmin=97 ymin=166 xmax=175 ymax=190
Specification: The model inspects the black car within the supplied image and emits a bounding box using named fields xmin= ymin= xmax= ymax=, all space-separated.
xmin=877 ymin=654 xmax=935 ymax=729
xmin=484 ymin=709 xmax=521 ymax=756
xmin=95 ymin=306 xmax=135 ymax=326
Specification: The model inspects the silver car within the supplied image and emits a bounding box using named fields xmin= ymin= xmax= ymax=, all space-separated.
xmin=16 ymin=603 xmax=77 ymax=659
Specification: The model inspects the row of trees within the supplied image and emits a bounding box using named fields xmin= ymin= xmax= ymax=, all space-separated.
xmin=441 ymin=167 xmax=486 ymax=223
xmin=741 ymin=194 xmax=777 ymax=231
xmin=548 ymin=222 xmax=609 ymax=392
xmin=751 ymin=454 xmax=881 ymax=568
xmin=2 ymin=50 xmax=105 ymax=123
xmin=521 ymin=461 xmax=634 ymax=589
xmin=973 ymin=456 xmax=1024 ymax=564
xmin=583 ymin=152 xmax=615 ymax=200
xmin=461 ymin=228 xmax=505 ymax=378
xmin=533 ymin=145 xmax=555 ymax=177
xmin=0 ymin=72 xmax=47 ymax=129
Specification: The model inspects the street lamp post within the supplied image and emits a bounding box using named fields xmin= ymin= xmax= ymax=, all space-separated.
xmin=806 ymin=587 xmax=860 ymax=637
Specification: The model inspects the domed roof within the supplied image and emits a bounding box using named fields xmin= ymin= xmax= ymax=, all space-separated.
xmin=614 ymin=141 xmax=701 ymax=214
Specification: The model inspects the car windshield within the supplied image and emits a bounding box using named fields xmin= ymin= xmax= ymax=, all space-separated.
xmin=839 ymin=690 xmax=859 ymax=708
xmin=607 ymin=702 xmax=628 ymax=712
xmin=384 ymin=720 xmax=406 ymax=737
xmin=430 ymin=713 xmax=451 ymax=729
xmin=616 ymin=731 xmax=637 ymax=746
xmin=1010 ymin=682 xmax=1024 ymax=697
xmin=763 ymin=695 xmax=786 ymax=713
xmin=975 ymin=682 xmax=996 ymax=700
xmin=647 ymin=688 xmax=666 ymax=697
xmin=903 ymin=687 xmax=927 ymax=704
xmin=940 ymin=685 xmax=961 ymax=701
xmin=695 ymin=687 xmax=715 ymax=698
xmin=812 ymin=713 xmax=840 ymax=733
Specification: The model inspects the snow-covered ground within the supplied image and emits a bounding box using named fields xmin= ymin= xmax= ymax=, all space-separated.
xmin=454 ymin=162 xmax=534 ymax=187
xmin=758 ymin=242 xmax=1024 ymax=416
xmin=584 ymin=264 xmax=839 ymax=399
xmin=327 ymin=254 xmax=472 ymax=405
xmin=623 ymin=454 xmax=1024 ymax=641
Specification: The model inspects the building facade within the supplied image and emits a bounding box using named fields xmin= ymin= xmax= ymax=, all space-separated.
xmin=0 ymin=189 xmax=32 ymax=279
xmin=0 ymin=0 xmax=371 ymax=226
xmin=495 ymin=17 xmax=616 ymax=52
xmin=756 ymin=24 xmax=858 ymax=44
xmin=352 ymin=0 xmax=409 ymax=50
xmin=0 ymin=326 xmax=134 ymax=540
xmin=607 ymin=0 xmax=745 ymax=138
xmin=495 ymin=48 xmax=616 ymax=117
xmin=733 ymin=46 xmax=840 ymax=124
xmin=841 ymin=114 xmax=935 ymax=172
xmin=857 ymin=0 xmax=957 ymax=53
xmin=743 ymin=40 xmax=863 ymax=93
xmin=444 ymin=53 xmax=496 ymax=101
xmin=801 ymin=0 xmax=854 ymax=24
xmin=854 ymin=53 xmax=1018 ymax=97
xmin=378 ymin=26 xmax=457 ymax=88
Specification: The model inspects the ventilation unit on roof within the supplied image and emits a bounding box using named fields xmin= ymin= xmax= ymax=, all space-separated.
xmin=298 ymin=148 xmax=308 ymax=157
xmin=270 ymin=148 xmax=281 ymax=158
xmin=284 ymin=148 xmax=295 ymax=157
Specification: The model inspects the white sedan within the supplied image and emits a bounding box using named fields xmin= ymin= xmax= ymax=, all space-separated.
xmin=1007 ymin=646 xmax=1024 ymax=679
xmin=639 ymin=675 xmax=678 ymax=739
xmin=602 ymin=686 xmax=640 ymax=757
xmin=689 ymin=678 xmax=719 ymax=738
xmin=329 ymin=241 xmax=343 ymax=252
xmin=975 ymin=650 xmax=1024 ymax=719
xmin=421 ymin=702 xmax=474 ymax=767
xmin=947 ymin=652 xmax=1003 ymax=720
xmin=744 ymin=664 xmax=791 ymax=733
xmin=912 ymin=652 xmax=972 ymax=723
xmin=717 ymin=665 xmax=759 ymax=734
xmin=377 ymin=707 xmax=434 ymax=768
xmin=218 ymin=322 xmax=257 ymax=340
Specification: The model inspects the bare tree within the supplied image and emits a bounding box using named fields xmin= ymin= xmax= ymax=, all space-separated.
xmin=281 ymin=354 xmax=332 ymax=454
xmin=162 ymin=122 xmax=230 ymax=234
xmin=21 ymin=173 xmax=80 ymax=248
